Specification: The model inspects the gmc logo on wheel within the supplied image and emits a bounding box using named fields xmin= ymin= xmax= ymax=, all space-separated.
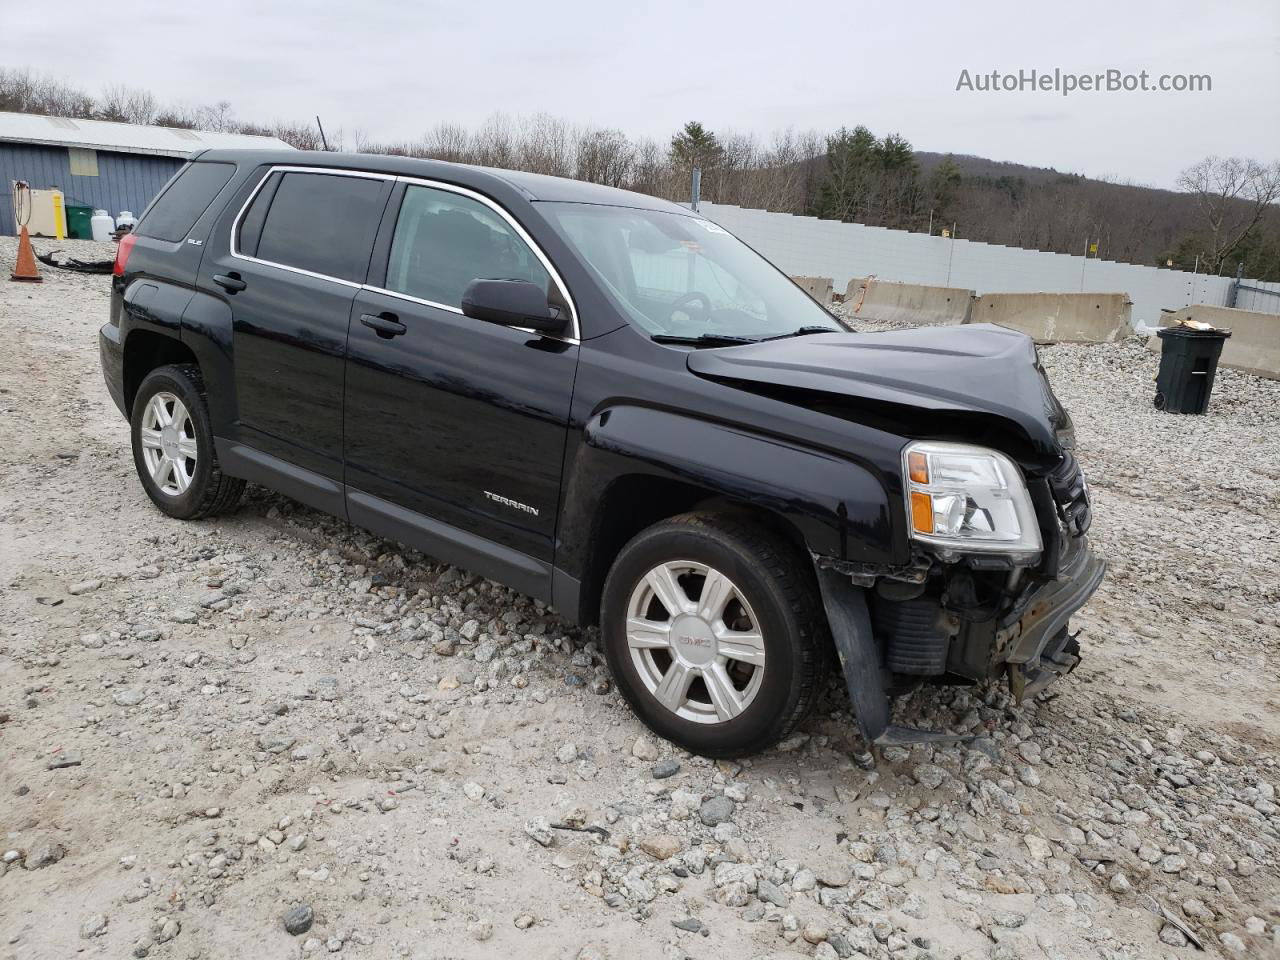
xmin=678 ymin=634 xmax=711 ymax=648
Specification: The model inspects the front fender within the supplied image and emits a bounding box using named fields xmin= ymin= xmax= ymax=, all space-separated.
xmin=562 ymin=403 xmax=903 ymax=567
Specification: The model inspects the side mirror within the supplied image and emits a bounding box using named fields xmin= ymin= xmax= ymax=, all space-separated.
xmin=461 ymin=279 xmax=567 ymax=333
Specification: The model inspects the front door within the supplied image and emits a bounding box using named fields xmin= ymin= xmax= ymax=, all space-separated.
xmin=343 ymin=181 xmax=578 ymax=596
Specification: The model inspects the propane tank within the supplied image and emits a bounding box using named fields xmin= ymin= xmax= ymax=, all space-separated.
xmin=90 ymin=210 xmax=116 ymax=243
xmin=116 ymin=211 xmax=138 ymax=233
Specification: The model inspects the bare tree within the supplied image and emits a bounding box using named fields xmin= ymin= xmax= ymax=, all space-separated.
xmin=153 ymin=103 xmax=202 ymax=129
xmin=261 ymin=120 xmax=328 ymax=151
xmin=473 ymin=114 xmax=517 ymax=169
xmin=421 ymin=123 xmax=473 ymax=162
xmin=517 ymin=113 xmax=574 ymax=176
xmin=196 ymin=100 xmax=235 ymax=133
xmin=576 ymin=128 xmax=634 ymax=187
xmin=98 ymin=85 xmax=158 ymax=124
xmin=0 ymin=67 xmax=95 ymax=117
xmin=1177 ymin=155 xmax=1280 ymax=273
xmin=630 ymin=137 xmax=670 ymax=197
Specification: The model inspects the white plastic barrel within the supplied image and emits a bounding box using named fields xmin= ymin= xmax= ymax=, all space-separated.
xmin=116 ymin=211 xmax=138 ymax=232
xmin=90 ymin=210 xmax=115 ymax=243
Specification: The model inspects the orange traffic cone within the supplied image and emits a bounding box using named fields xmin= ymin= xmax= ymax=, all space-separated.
xmin=10 ymin=225 xmax=42 ymax=283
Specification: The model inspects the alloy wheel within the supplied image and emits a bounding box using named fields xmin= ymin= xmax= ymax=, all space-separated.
xmin=625 ymin=560 xmax=766 ymax=724
xmin=139 ymin=392 xmax=198 ymax=497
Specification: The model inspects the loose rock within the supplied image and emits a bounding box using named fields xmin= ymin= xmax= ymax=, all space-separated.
xmin=283 ymin=905 xmax=314 ymax=936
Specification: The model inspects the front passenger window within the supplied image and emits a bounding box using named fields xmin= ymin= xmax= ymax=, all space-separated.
xmin=385 ymin=185 xmax=550 ymax=310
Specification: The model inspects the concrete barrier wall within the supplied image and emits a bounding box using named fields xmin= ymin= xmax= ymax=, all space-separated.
xmin=697 ymin=201 xmax=1280 ymax=329
xmin=844 ymin=277 xmax=975 ymax=326
xmin=1147 ymin=305 xmax=1280 ymax=380
xmin=971 ymin=292 xmax=1132 ymax=343
xmin=791 ymin=275 xmax=833 ymax=306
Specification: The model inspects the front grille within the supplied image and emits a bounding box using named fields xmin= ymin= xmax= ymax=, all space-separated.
xmin=1048 ymin=452 xmax=1091 ymax=537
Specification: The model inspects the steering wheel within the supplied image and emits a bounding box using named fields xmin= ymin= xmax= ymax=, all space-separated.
xmin=669 ymin=292 xmax=713 ymax=326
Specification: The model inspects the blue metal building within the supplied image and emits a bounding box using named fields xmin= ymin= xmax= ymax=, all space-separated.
xmin=0 ymin=111 xmax=293 ymax=237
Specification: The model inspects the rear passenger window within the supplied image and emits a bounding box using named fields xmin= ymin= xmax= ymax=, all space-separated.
xmin=137 ymin=161 xmax=235 ymax=242
xmin=385 ymin=184 xmax=550 ymax=309
xmin=235 ymin=171 xmax=282 ymax=259
xmin=253 ymin=172 xmax=387 ymax=283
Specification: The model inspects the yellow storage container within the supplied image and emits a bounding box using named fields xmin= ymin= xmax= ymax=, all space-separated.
xmin=13 ymin=186 xmax=67 ymax=239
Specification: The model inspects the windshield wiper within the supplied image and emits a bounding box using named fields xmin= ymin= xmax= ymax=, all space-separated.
xmin=760 ymin=325 xmax=845 ymax=341
xmin=651 ymin=326 xmax=843 ymax=347
xmin=650 ymin=333 xmax=761 ymax=346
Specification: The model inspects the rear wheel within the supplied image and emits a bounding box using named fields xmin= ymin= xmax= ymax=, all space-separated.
xmin=131 ymin=365 xmax=244 ymax=520
xmin=601 ymin=513 xmax=825 ymax=757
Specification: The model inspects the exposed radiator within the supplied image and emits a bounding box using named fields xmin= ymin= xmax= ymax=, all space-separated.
xmin=873 ymin=597 xmax=950 ymax=675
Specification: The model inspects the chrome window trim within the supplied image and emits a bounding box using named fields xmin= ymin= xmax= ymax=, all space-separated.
xmin=229 ymin=165 xmax=392 ymax=289
xmin=227 ymin=164 xmax=580 ymax=342
xmin=360 ymin=285 xmax=464 ymax=317
xmin=391 ymin=174 xmax=580 ymax=340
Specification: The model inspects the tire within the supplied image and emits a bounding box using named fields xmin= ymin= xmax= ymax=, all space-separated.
xmin=130 ymin=364 xmax=244 ymax=520
xmin=600 ymin=512 xmax=826 ymax=758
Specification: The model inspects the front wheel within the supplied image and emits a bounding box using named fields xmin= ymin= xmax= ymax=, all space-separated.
xmin=131 ymin=364 xmax=244 ymax=520
xmin=600 ymin=513 xmax=825 ymax=758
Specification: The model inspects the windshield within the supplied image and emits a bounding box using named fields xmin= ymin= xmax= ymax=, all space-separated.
xmin=539 ymin=203 xmax=845 ymax=341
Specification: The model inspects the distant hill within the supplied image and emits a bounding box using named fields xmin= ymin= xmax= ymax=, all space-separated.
xmin=915 ymin=151 xmax=1086 ymax=186
xmin=904 ymin=152 xmax=1276 ymax=277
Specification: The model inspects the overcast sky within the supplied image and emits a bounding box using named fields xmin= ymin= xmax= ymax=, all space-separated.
xmin=4 ymin=0 xmax=1277 ymax=189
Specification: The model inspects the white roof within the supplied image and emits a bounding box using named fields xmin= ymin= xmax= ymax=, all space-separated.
xmin=0 ymin=111 xmax=295 ymax=158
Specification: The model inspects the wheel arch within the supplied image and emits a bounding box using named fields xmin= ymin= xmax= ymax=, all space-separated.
xmin=123 ymin=330 xmax=200 ymax=417
xmin=570 ymin=473 xmax=813 ymax=628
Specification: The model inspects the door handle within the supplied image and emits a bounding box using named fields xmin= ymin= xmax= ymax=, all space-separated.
xmin=360 ymin=312 xmax=406 ymax=339
xmin=213 ymin=273 xmax=247 ymax=293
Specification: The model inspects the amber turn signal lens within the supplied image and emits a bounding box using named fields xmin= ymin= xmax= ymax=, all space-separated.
xmin=910 ymin=491 xmax=933 ymax=533
xmin=908 ymin=451 xmax=928 ymax=484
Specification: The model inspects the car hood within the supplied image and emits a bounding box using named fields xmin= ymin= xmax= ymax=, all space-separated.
xmin=686 ymin=324 xmax=1066 ymax=461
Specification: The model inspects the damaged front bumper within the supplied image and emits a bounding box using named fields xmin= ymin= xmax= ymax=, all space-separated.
xmin=814 ymin=538 xmax=1105 ymax=747
xmin=1002 ymin=539 xmax=1106 ymax=700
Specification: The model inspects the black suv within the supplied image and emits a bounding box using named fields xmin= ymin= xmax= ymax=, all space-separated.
xmin=100 ymin=151 xmax=1104 ymax=757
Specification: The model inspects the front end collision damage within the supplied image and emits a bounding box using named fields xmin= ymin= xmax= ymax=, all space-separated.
xmin=1002 ymin=541 xmax=1106 ymax=698
xmin=815 ymin=566 xmax=975 ymax=747
xmin=570 ymin=384 xmax=1106 ymax=750
xmin=813 ymin=537 xmax=1105 ymax=748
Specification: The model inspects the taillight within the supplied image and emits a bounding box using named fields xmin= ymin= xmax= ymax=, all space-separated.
xmin=113 ymin=232 xmax=137 ymax=277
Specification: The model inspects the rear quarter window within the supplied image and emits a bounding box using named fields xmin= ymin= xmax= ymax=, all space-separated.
xmin=137 ymin=162 xmax=236 ymax=242
xmin=251 ymin=172 xmax=387 ymax=283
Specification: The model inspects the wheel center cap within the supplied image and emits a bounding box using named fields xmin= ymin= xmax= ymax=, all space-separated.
xmin=160 ymin=426 xmax=180 ymax=460
xmin=670 ymin=614 xmax=717 ymax=667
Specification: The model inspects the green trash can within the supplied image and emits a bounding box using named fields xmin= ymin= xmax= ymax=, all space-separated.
xmin=64 ymin=202 xmax=94 ymax=240
xmin=1154 ymin=324 xmax=1232 ymax=414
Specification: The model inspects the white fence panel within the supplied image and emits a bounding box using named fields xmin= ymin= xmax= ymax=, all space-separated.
xmin=695 ymin=202 xmax=1276 ymax=329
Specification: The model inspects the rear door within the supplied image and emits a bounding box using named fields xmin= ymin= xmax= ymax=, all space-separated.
xmin=342 ymin=179 xmax=579 ymax=595
xmin=197 ymin=167 xmax=392 ymax=493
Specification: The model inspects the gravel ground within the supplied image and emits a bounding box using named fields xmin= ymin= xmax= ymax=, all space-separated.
xmin=1 ymin=237 xmax=1277 ymax=960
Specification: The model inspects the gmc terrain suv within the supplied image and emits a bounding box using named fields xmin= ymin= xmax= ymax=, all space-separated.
xmin=100 ymin=151 xmax=1104 ymax=757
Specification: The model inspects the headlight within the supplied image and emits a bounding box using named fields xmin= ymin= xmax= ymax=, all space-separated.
xmin=903 ymin=441 xmax=1041 ymax=559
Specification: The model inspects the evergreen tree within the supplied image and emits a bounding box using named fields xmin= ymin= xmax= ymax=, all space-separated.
xmin=817 ymin=126 xmax=878 ymax=221
xmin=670 ymin=121 xmax=723 ymax=169
xmin=928 ymin=155 xmax=962 ymax=225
